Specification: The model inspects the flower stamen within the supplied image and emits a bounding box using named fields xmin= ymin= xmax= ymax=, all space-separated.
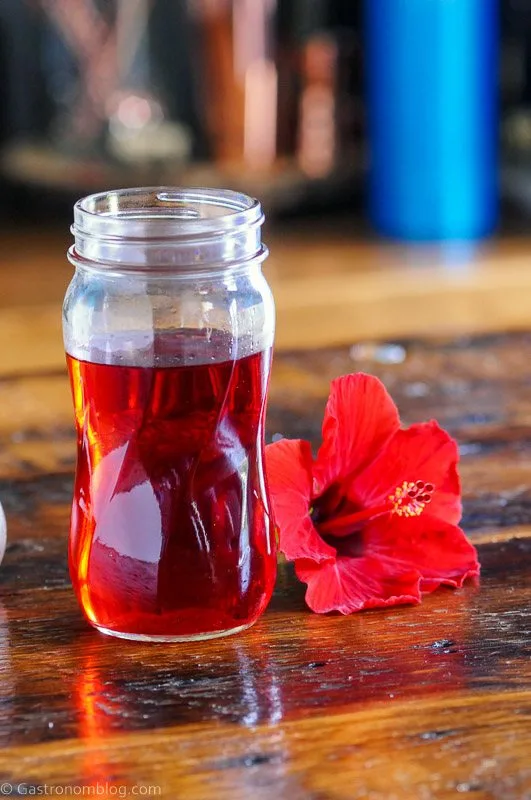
xmin=390 ymin=480 xmax=434 ymax=517
xmin=317 ymin=479 xmax=436 ymax=536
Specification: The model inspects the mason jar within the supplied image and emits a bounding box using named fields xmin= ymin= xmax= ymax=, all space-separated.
xmin=63 ymin=187 xmax=276 ymax=642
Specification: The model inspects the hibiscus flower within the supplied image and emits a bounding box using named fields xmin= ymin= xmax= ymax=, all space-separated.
xmin=266 ymin=373 xmax=480 ymax=614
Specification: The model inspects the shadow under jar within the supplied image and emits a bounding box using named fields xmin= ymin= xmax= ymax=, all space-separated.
xmin=63 ymin=187 xmax=276 ymax=642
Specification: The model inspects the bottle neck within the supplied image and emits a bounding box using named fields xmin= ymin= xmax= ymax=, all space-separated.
xmin=68 ymin=247 xmax=268 ymax=280
xmin=70 ymin=187 xmax=266 ymax=274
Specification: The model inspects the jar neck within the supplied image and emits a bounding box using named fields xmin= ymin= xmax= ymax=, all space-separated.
xmin=68 ymin=247 xmax=268 ymax=280
xmin=70 ymin=187 xmax=267 ymax=273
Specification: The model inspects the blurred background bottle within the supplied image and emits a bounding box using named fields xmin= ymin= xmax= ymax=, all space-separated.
xmin=365 ymin=0 xmax=499 ymax=241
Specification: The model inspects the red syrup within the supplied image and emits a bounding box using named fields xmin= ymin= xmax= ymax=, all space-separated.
xmin=66 ymin=335 xmax=276 ymax=640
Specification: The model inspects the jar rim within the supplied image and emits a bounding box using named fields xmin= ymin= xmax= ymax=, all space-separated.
xmin=71 ymin=187 xmax=266 ymax=270
xmin=74 ymin=186 xmax=263 ymax=239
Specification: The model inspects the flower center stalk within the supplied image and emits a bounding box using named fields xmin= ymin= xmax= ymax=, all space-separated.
xmin=318 ymin=480 xmax=434 ymax=537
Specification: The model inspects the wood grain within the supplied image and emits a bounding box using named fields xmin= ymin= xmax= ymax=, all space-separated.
xmin=3 ymin=331 xmax=531 ymax=532
xmin=0 ymin=323 xmax=529 ymax=798
xmin=1 ymin=227 xmax=531 ymax=798
xmin=4 ymin=231 xmax=531 ymax=375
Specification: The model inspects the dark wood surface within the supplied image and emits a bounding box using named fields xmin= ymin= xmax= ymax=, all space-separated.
xmin=0 ymin=330 xmax=529 ymax=799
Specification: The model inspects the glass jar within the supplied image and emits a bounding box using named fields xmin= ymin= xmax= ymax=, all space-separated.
xmin=63 ymin=187 xmax=276 ymax=642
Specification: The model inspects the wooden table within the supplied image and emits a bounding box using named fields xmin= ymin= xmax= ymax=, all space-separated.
xmin=0 ymin=228 xmax=530 ymax=799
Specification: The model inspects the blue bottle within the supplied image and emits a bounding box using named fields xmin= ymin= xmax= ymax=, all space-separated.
xmin=365 ymin=0 xmax=498 ymax=241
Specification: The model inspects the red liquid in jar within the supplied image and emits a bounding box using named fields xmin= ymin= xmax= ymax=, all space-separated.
xmin=66 ymin=336 xmax=276 ymax=639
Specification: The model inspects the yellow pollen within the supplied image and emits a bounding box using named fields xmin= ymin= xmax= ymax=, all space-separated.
xmin=389 ymin=479 xmax=434 ymax=518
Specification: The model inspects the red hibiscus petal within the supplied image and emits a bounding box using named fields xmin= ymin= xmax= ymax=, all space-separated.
xmin=295 ymin=556 xmax=421 ymax=614
xmin=349 ymin=421 xmax=462 ymax=526
xmin=362 ymin=514 xmax=480 ymax=590
xmin=266 ymin=439 xmax=336 ymax=564
xmin=313 ymin=373 xmax=401 ymax=495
